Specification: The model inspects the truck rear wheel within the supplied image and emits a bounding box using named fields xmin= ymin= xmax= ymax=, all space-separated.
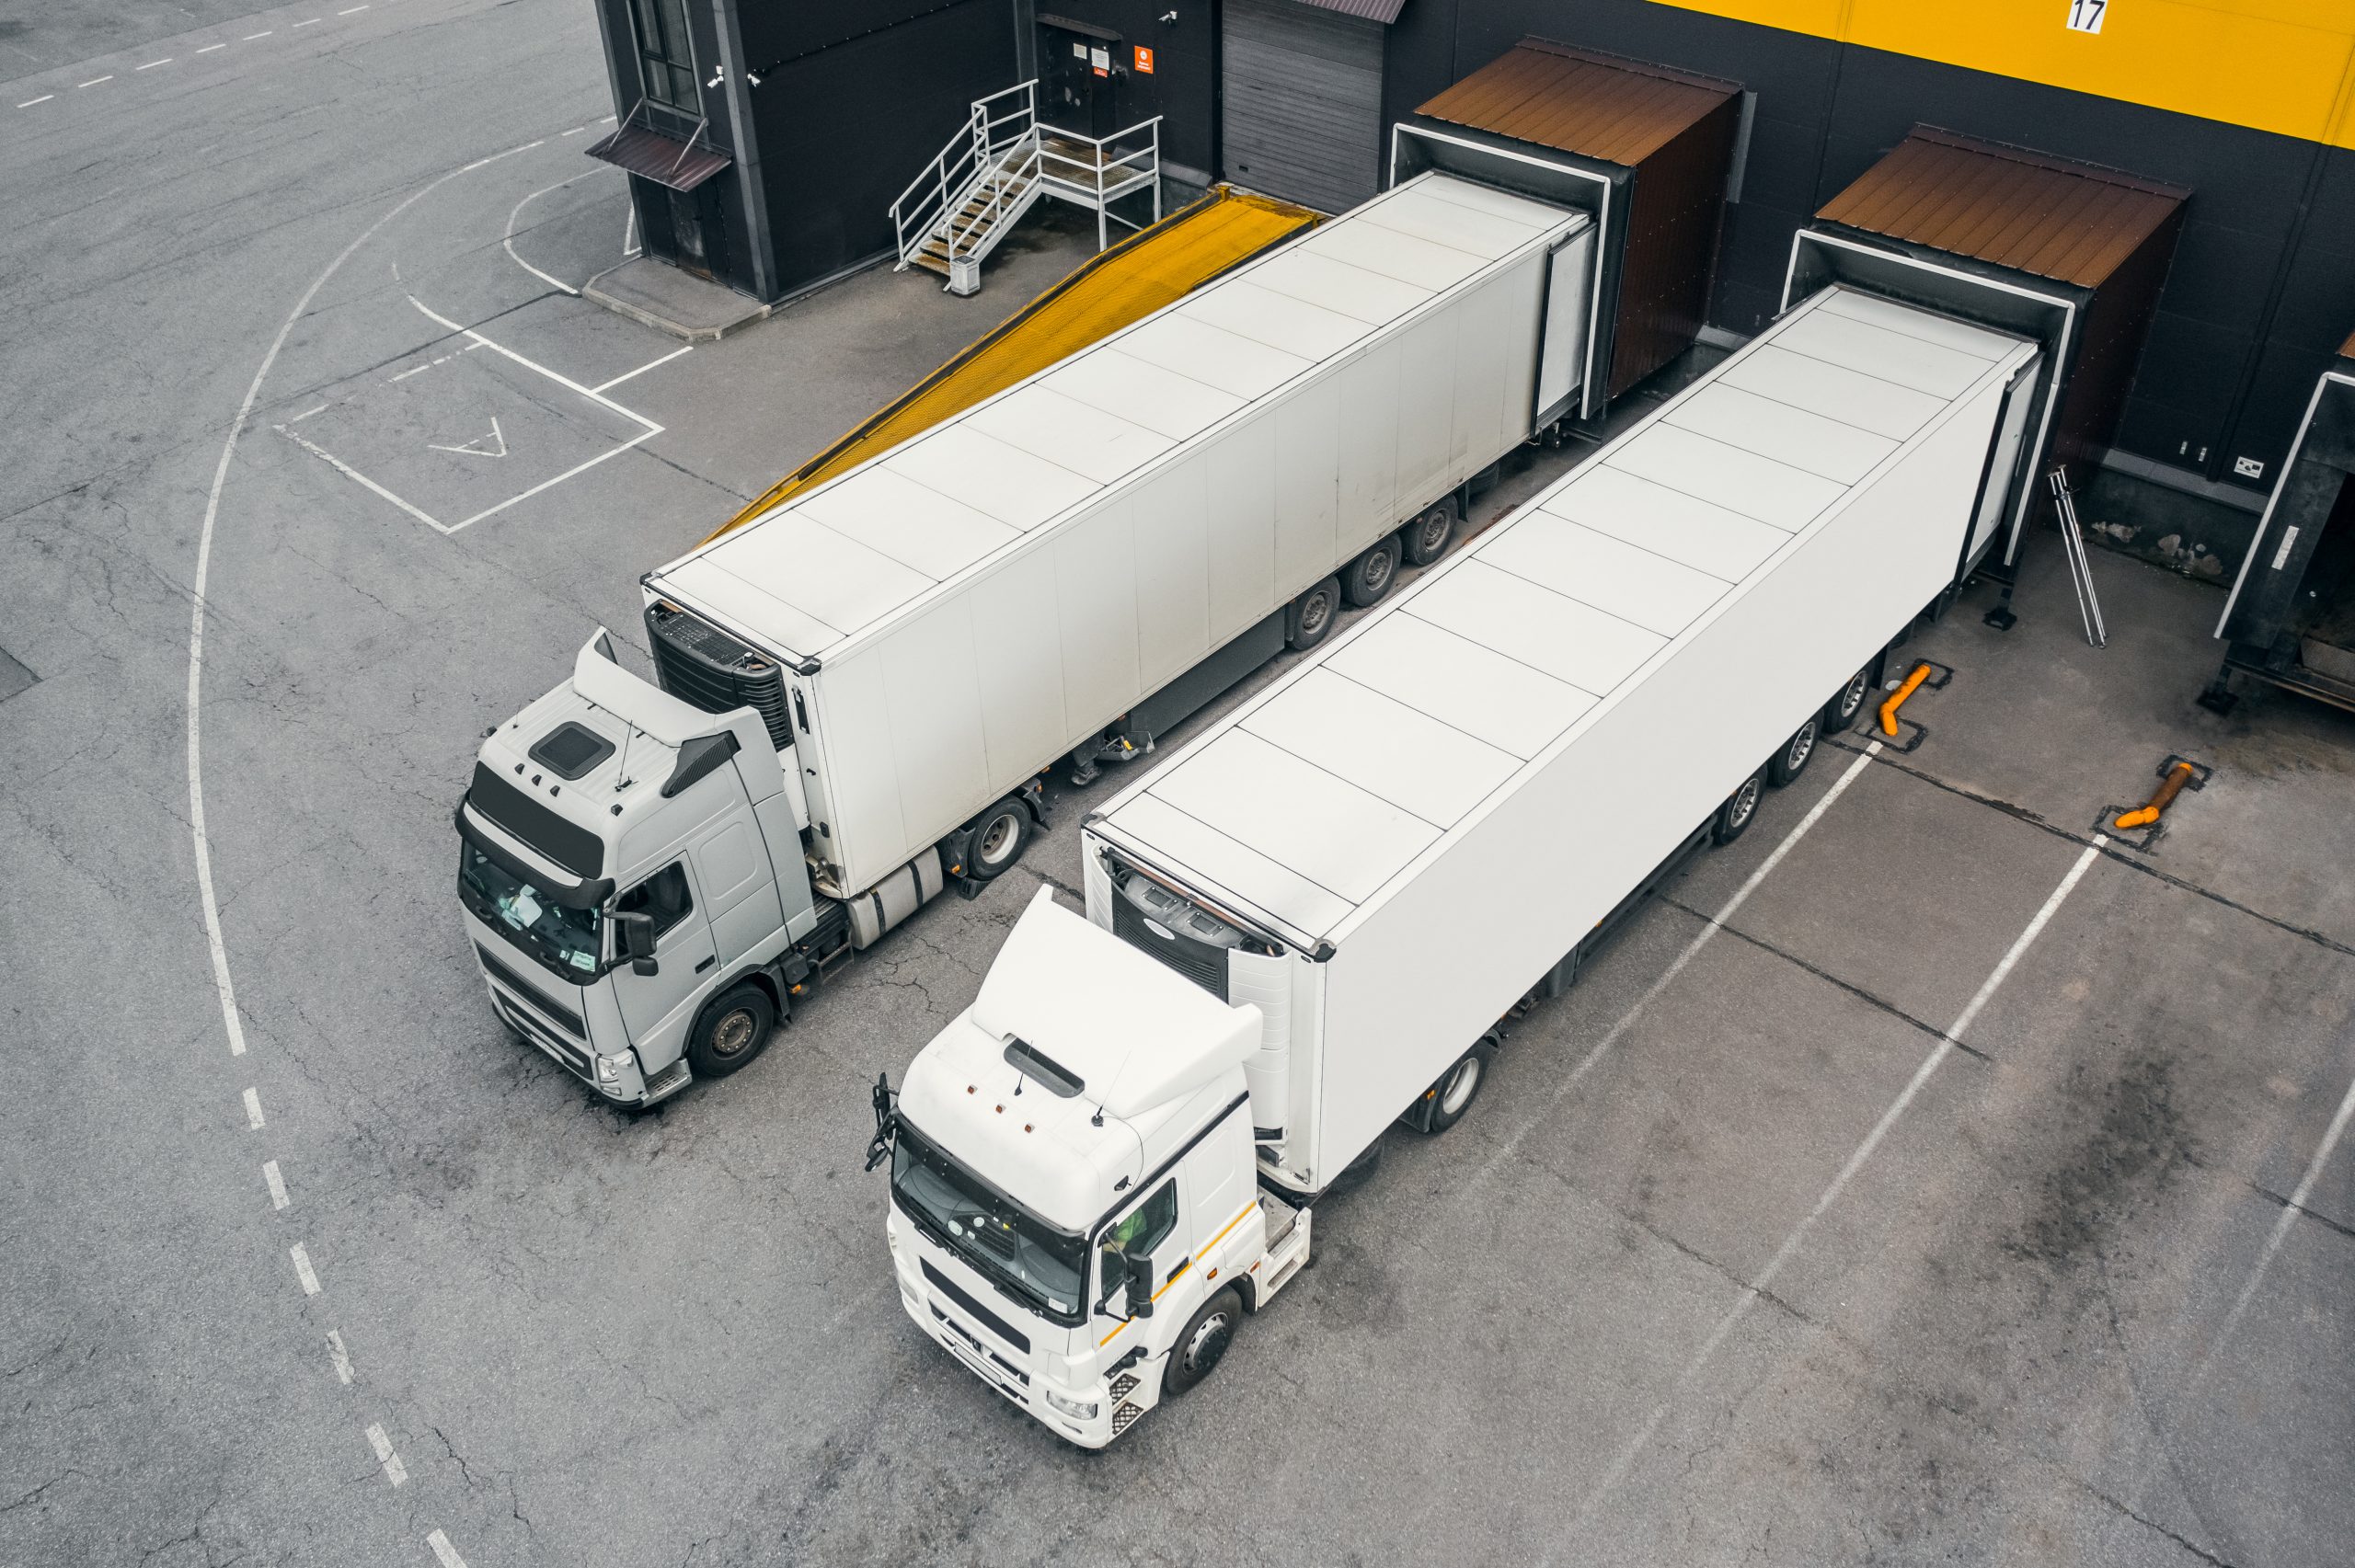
xmin=1402 ymin=501 xmax=1456 ymax=566
xmin=1822 ymin=666 xmax=1873 ymax=734
xmin=687 ymin=984 xmax=775 ymax=1081
xmin=1420 ymin=1038 xmax=1495 ymax=1134
xmin=962 ymin=798 xmax=1030 ymax=880
xmin=1712 ymin=771 xmax=1765 ymax=846
xmin=1287 ymin=577 xmax=1341 ymax=650
xmin=1163 ymin=1288 xmax=1242 ymax=1397
xmin=1766 ymin=716 xmax=1819 ymax=787
xmin=1343 ymin=535 xmax=1401 ymax=608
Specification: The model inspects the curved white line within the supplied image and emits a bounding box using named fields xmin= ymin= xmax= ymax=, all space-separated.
xmin=500 ymin=166 xmax=615 ymax=296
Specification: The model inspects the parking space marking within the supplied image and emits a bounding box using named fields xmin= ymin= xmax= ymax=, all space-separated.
xmin=1473 ymin=741 xmax=1883 ymax=1190
xmin=427 ymin=1529 xmax=469 ymax=1568
xmin=593 ymin=345 xmax=692 ymax=394
xmin=290 ymin=1243 xmax=322 ymax=1296
xmin=242 ymin=1087 xmax=265 ymax=1128
xmin=327 ymin=1330 xmax=355 ymax=1384
xmin=277 ymin=424 xmax=449 ymax=529
xmin=501 ymin=167 xmax=617 ymax=296
xmin=263 ymin=1160 xmax=290 ymax=1209
xmin=366 ymin=1425 xmax=408 ymax=1486
xmin=291 ymin=402 xmax=329 ymax=421
xmin=1565 ymin=836 xmax=2108 ymax=1532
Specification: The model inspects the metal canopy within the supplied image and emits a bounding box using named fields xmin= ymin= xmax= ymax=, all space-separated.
xmin=585 ymin=106 xmax=731 ymax=193
xmin=1290 ymin=0 xmax=1407 ymax=22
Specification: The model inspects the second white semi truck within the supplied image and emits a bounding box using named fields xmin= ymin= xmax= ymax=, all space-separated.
xmin=456 ymin=171 xmax=1603 ymax=1105
xmin=869 ymin=282 xmax=2042 ymax=1446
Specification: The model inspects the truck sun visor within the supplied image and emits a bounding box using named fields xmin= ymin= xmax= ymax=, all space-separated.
xmin=466 ymin=761 xmax=604 ymax=880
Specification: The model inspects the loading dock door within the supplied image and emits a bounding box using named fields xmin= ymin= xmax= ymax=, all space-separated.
xmin=1221 ymin=0 xmax=1384 ymax=215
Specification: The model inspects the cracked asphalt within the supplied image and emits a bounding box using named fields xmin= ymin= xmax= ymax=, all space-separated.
xmin=3 ymin=2 xmax=2352 ymax=1563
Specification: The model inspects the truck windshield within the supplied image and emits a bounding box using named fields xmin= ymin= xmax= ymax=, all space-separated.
xmin=457 ymin=842 xmax=602 ymax=981
xmin=891 ymin=1121 xmax=1086 ymax=1325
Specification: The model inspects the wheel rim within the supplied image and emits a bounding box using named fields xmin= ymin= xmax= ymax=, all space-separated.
xmin=1729 ymin=778 xmax=1760 ymax=828
xmin=711 ymin=1007 xmax=758 ymax=1059
xmin=1439 ymin=1055 xmax=1481 ymax=1116
xmin=1786 ymin=724 xmax=1816 ymax=772
xmin=1839 ymin=672 xmax=1868 ymax=718
xmin=1417 ymin=511 xmax=1450 ymax=555
xmin=1299 ymin=590 xmax=1332 ymax=637
xmin=977 ymin=811 xmax=1019 ymax=866
xmin=1183 ymin=1311 xmax=1233 ymax=1375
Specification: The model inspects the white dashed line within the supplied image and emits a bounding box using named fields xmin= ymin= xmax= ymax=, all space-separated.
xmin=292 ymin=402 xmax=330 ymax=420
xmin=245 ymin=29 xmax=274 ymax=38
xmin=17 ymin=95 xmax=54 ymax=108
xmin=293 ymin=17 xmax=321 ymax=26
xmin=137 ymin=59 xmax=173 ymax=70
xmin=339 ymin=6 xmax=370 ymax=13
xmin=560 ymin=126 xmax=584 ymax=136
xmin=290 ymin=1243 xmax=322 ymax=1296
xmin=242 ymin=1087 xmax=266 ymax=1128
xmin=197 ymin=43 xmax=226 ymax=53
xmin=327 ymin=1330 xmax=355 ymax=1384
xmin=263 ymin=1160 xmax=290 ymax=1210
xmin=427 ymin=1529 xmax=470 ymax=1568
xmin=79 ymin=75 xmax=112 ymax=87
xmin=366 ymin=1425 xmax=408 ymax=1487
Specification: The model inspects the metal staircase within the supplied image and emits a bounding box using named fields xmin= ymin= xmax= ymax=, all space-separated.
xmin=891 ymin=81 xmax=1163 ymax=296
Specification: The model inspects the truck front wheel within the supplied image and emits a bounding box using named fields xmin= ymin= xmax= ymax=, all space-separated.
xmin=687 ymin=984 xmax=775 ymax=1081
xmin=1164 ymin=1288 xmax=1242 ymax=1397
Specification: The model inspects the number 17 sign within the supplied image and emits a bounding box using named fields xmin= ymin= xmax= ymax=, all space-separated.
xmin=2067 ymin=0 xmax=2106 ymax=33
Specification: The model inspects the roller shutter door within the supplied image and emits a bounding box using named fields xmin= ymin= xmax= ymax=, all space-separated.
xmin=1221 ymin=0 xmax=1384 ymax=216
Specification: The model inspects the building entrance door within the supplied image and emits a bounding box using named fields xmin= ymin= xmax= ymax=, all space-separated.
xmin=1040 ymin=20 xmax=1121 ymax=138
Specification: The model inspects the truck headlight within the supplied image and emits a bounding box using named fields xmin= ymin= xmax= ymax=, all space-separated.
xmin=595 ymin=1052 xmax=628 ymax=1083
xmin=1045 ymin=1389 xmax=1098 ymax=1421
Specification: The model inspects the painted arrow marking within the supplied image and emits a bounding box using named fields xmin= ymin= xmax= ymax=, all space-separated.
xmin=428 ymin=417 xmax=506 ymax=458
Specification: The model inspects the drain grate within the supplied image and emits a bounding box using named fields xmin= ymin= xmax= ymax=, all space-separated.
xmin=0 ymin=647 xmax=34 ymax=705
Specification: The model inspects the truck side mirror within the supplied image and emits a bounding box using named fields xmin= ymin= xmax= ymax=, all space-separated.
xmin=1122 ymin=1253 xmax=1155 ymax=1321
xmin=615 ymin=911 xmax=659 ymax=976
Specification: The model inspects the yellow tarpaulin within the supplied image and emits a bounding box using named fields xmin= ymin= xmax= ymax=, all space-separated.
xmin=703 ymin=186 xmax=1320 ymax=544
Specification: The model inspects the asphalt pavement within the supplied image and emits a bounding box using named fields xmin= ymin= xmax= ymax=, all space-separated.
xmin=2 ymin=5 xmax=2350 ymax=1563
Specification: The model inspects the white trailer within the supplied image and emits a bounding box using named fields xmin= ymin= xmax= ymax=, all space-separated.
xmin=872 ymin=283 xmax=2041 ymax=1445
xmin=459 ymin=170 xmax=1602 ymax=1110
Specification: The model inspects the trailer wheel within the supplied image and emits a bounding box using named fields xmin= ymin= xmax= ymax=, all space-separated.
xmin=1822 ymin=666 xmax=1873 ymax=734
xmin=1163 ymin=1288 xmax=1243 ymax=1397
xmin=963 ymin=798 xmax=1030 ymax=880
xmin=687 ymin=984 xmax=775 ymax=1081
xmin=1712 ymin=771 xmax=1765 ymax=846
xmin=1343 ymin=536 xmax=1401 ymax=608
xmin=1286 ymin=577 xmax=1341 ymax=650
xmin=1766 ymin=717 xmax=1820 ymax=787
xmin=1419 ymin=1038 xmax=1495 ymax=1134
xmin=1402 ymin=502 xmax=1456 ymax=566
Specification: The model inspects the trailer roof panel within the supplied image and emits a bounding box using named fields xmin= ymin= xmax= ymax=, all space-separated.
xmin=1040 ymin=349 xmax=1246 ymax=441
xmin=965 ymin=385 xmax=1177 ymax=486
xmin=1815 ymin=288 xmax=2013 ymax=362
xmin=1117 ymin=314 xmax=1315 ymax=401
xmin=1178 ymin=280 xmax=1375 ymax=365
xmin=881 ymin=424 xmax=1099 ymax=532
xmin=1296 ymin=219 xmax=1490 ymax=293
xmin=1717 ymin=345 xmax=1949 ymax=441
xmin=1606 ymin=425 xmax=1844 ymax=532
xmin=1144 ymin=729 xmax=1440 ymax=906
xmin=1664 ymin=383 xmax=1899 ymax=486
xmin=1478 ymin=516 xmax=1731 ymax=635
xmin=684 ymin=515 xmax=933 ymax=633
xmin=1241 ymin=668 xmax=1522 ymax=829
xmin=790 ymin=467 xmax=1018 ymax=581
xmin=1405 ymin=559 xmax=1664 ymax=693
xmin=1323 ymin=612 xmax=1597 ymax=759
xmin=657 ymin=557 xmax=841 ymax=655
xmin=1536 ymin=467 xmax=1790 ymax=581
xmin=1103 ymin=793 xmax=1357 ymax=937
xmin=1357 ymin=193 xmax=1558 ymax=260
xmin=1244 ymin=251 xmax=1433 ymax=326
xmin=1768 ymin=310 xmax=1993 ymax=402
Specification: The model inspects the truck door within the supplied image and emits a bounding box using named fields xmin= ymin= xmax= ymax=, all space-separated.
xmin=1097 ymin=1175 xmax=1187 ymax=1330
xmin=690 ymin=813 xmax=782 ymax=969
xmin=609 ymin=859 xmax=718 ymax=1056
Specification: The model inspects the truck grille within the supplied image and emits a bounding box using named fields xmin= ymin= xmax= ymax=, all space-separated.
xmin=1110 ymin=873 xmax=1235 ymax=1001
xmin=645 ymin=600 xmax=793 ymax=750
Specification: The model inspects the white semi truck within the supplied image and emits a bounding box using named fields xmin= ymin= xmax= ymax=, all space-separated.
xmin=456 ymin=172 xmax=1603 ymax=1105
xmin=868 ymin=283 xmax=2043 ymax=1446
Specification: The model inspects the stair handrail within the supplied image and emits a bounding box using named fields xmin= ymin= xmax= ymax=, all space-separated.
xmin=944 ymin=130 xmax=1042 ymax=269
xmin=890 ymin=80 xmax=1040 ymax=270
xmin=1037 ymin=115 xmax=1163 ymax=206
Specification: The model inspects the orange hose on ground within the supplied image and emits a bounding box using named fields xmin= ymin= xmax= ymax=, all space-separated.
xmin=2114 ymin=761 xmax=2195 ymax=830
xmin=1878 ymin=662 xmax=1932 ymax=737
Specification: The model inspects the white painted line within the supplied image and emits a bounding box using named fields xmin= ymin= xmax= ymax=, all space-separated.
xmin=277 ymin=425 xmax=449 ymax=532
xmin=622 ymin=203 xmax=638 ymax=259
xmin=244 ymin=30 xmax=273 ymax=38
xmin=560 ymin=126 xmax=584 ymax=136
xmin=1472 ymin=741 xmax=1883 ymax=1191
xmin=17 ymin=95 xmax=54 ymax=108
xmin=327 ymin=1330 xmax=354 ymax=1384
xmin=366 ymin=1425 xmax=407 ymax=1486
xmin=427 ymin=1529 xmax=469 ymax=1568
xmin=293 ymin=17 xmax=321 ymax=27
xmin=291 ymin=402 xmax=329 ymax=422
xmin=263 ymin=1160 xmax=290 ymax=1210
xmin=197 ymin=43 xmax=227 ymax=53
xmin=405 ymin=292 xmax=661 ymax=431
xmin=2191 ymin=1062 xmax=2355 ymax=1392
xmin=243 ymin=1087 xmax=265 ymax=1129
xmin=449 ymin=429 xmax=657 ymax=532
xmin=428 ymin=417 xmax=506 ymax=457
xmin=1568 ymin=835 xmax=2108 ymax=1528
xmin=598 ymin=115 xmax=615 ymax=123
xmin=184 ymin=133 xmax=554 ymax=1082
xmin=78 ymin=76 xmax=112 ymax=87
xmin=592 ymin=344 xmax=692 ymax=393
xmin=339 ymin=5 xmax=370 ymax=12
xmin=291 ymin=1243 xmax=322 ymax=1296
xmin=137 ymin=59 xmax=173 ymax=70
xmin=501 ymin=168 xmax=615 ymax=296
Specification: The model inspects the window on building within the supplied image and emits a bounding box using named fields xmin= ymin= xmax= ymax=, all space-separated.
xmin=630 ymin=0 xmax=698 ymax=118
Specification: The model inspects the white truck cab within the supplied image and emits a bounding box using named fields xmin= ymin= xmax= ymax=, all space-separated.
xmin=870 ymin=887 xmax=1312 ymax=1447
